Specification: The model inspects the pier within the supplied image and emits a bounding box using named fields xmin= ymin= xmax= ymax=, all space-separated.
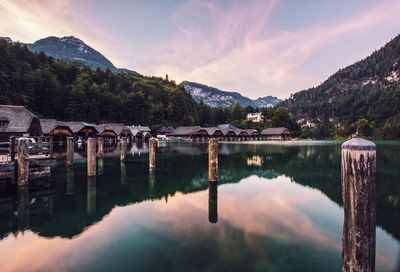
xmin=0 ymin=136 xmax=54 ymax=184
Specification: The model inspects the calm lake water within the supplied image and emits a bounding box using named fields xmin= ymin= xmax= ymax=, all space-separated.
xmin=0 ymin=141 xmax=399 ymax=272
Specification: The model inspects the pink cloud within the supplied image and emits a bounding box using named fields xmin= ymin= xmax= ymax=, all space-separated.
xmin=151 ymin=0 xmax=400 ymax=98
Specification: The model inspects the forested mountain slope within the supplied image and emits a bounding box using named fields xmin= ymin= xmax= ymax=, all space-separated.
xmin=284 ymin=34 xmax=400 ymax=138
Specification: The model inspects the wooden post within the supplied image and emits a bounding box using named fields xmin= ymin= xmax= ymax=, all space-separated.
xmin=10 ymin=136 xmax=16 ymax=162
xmin=49 ymin=136 xmax=53 ymax=157
xmin=66 ymin=167 xmax=74 ymax=195
xmin=87 ymin=177 xmax=96 ymax=213
xmin=97 ymin=137 xmax=104 ymax=158
xmin=66 ymin=137 xmax=74 ymax=168
xmin=208 ymin=182 xmax=218 ymax=223
xmin=87 ymin=138 xmax=96 ymax=177
xmin=120 ymin=137 xmax=127 ymax=162
xmin=149 ymin=138 xmax=156 ymax=172
xmin=341 ymin=138 xmax=376 ymax=272
xmin=17 ymin=138 xmax=30 ymax=187
xmin=208 ymin=139 xmax=218 ymax=182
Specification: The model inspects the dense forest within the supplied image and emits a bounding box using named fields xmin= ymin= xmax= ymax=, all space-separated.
xmin=283 ymin=34 xmax=400 ymax=139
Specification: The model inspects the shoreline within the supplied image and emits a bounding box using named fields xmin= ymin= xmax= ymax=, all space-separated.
xmin=217 ymin=139 xmax=400 ymax=146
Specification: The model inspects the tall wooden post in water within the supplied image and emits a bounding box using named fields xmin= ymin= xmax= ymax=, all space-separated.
xmin=120 ymin=137 xmax=127 ymax=162
xmin=87 ymin=138 xmax=96 ymax=177
xmin=341 ymin=138 xmax=376 ymax=272
xmin=66 ymin=137 xmax=74 ymax=168
xmin=149 ymin=138 xmax=156 ymax=172
xmin=98 ymin=137 xmax=104 ymax=158
xmin=208 ymin=139 xmax=218 ymax=182
xmin=17 ymin=138 xmax=29 ymax=186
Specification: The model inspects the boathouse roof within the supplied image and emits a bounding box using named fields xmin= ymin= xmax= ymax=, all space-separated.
xmin=203 ymin=127 xmax=223 ymax=136
xmin=100 ymin=123 xmax=130 ymax=136
xmin=0 ymin=105 xmax=39 ymax=133
xmin=261 ymin=127 xmax=290 ymax=135
xmin=130 ymin=128 xmax=144 ymax=137
xmin=40 ymin=119 xmax=58 ymax=134
xmin=132 ymin=125 xmax=151 ymax=132
xmin=171 ymin=126 xmax=205 ymax=136
xmin=157 ymin=126 xmax=175 ymax=134
xmin=217 ymin=124 xmax=240 ymax=131
xmin=220 ymin=129 xmax=236 ymax=136
xmin=60 ymin=122 xmax=98 ymax=133
xmin=243 ymin=129 xmax=259 ymax=135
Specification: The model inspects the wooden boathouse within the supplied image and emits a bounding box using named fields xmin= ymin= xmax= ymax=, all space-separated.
xmin=261 ymin=127 xmax=291 ymax=141
xmin=61 ymin=122 xmax=98 ymax=141
xmin=0 ymin=105 xmax=42 ymax=142
xmin=40 ymin=119 xmax=73 ymax=144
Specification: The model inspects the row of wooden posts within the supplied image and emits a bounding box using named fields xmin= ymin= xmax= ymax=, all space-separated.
xmin=64 ymin=137 xmax=219 ymax=181
xmin=15 ymin=136 xmax=376 ymax=270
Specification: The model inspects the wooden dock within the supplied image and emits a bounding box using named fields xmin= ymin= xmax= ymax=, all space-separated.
xmin=0 ymin=136 xmax=55 ymax=183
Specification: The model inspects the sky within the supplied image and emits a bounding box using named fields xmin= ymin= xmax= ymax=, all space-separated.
xmin=1 ymin=0 xmax=400 ymax=99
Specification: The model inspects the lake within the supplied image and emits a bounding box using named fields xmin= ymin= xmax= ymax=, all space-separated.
xmin=0 ymin=141 xmax=399 ymax=272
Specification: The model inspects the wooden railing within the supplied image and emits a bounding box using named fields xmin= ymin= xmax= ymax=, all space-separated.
xmin=9 ymin=136 xmax=54 ymax=162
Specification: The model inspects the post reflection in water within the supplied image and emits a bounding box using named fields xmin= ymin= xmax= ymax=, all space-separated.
xmin=208 ymin=182 xmax=218 ymax=224
xmin=121 ymin=161 xmax=126 ymax=185
xmin=149 ymin=170 xmax=155 ymax=198
xmin=87 ymin=177 xmax=96 ymax=214
xmin=17 ymin=187 xmax=29 ymax=231
xmin=98 ymin=158 xmax=104 ymax=176
xmin=66 ymin=167 xmax=74 ymax=195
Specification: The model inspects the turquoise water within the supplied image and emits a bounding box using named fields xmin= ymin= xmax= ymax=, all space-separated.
xmin=0 ymin=142 xmax=399 ymax=271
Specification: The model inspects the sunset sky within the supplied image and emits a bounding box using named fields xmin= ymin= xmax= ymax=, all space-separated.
xmin=1 ymin=0 xmax=400 ymax=98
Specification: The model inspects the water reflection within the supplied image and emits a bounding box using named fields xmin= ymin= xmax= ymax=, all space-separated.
xmin=208 ymin=183 xmax=218 ymax=223
xmin=120 ymin=162 xmax=126 ymax=185
xmin=0 ymin=142 xmax=398 ymax=271
xmin=98 ymin=158 xmax=104 ymax=176
xmin=149 ymin=171 xmax=155 ymax=198
xmin=17 ymin=187 xmax=29 ymax=231
xmin=66 ymin=168 xmax=74 ymax=195
xmin=87 ymin=177 xmax=96 ymax=214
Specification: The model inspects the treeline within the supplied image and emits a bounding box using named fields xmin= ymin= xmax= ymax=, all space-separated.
xmin=0 ymin=40 xmax=260 ymax=129
xmin=0 ymin=39 xmax=301 ymax=134
xmin=284 ymin=34 xmax=400 ymax=139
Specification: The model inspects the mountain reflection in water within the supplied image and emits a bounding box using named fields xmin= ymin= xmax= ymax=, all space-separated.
xmin=0 ymin=142 xmax=398 ymax=272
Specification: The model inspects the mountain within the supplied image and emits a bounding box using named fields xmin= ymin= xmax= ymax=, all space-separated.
xmin=27 ymin=36 xmax=117 ymax=71
xmin=283 ymin=34 xmax=400 ymax=139
xmin=21 ymin=36 xmax=140 ymax=75
xmin=180 ymin=81 xmax=281 ymax=108
xmin=0 ymin=38 xmax=214 ymax=126
xmin=1 ymin=37 xmax=14 ymax=45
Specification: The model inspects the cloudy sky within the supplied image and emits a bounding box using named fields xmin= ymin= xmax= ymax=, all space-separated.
xmin=1 ymin=0 xmax=400 ymax=99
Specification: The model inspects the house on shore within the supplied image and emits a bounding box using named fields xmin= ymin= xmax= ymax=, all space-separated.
xmin=261 ymin=127 xmax=291 ymax=141
xmin=0 ymin=105 xmax=42 ymax=142
xmin=40 ymin=119 xmax=73 ymax=143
